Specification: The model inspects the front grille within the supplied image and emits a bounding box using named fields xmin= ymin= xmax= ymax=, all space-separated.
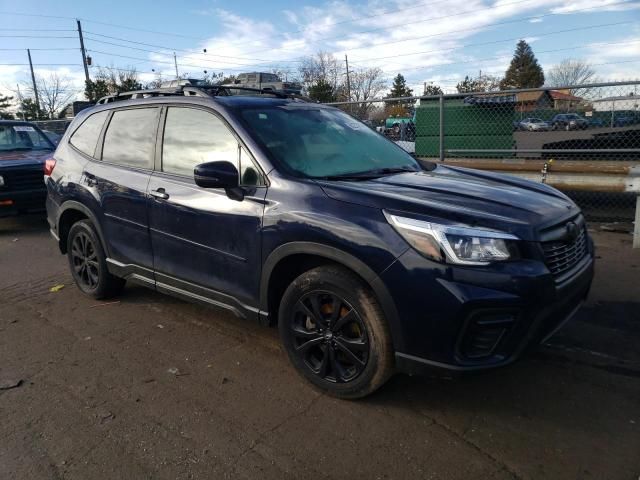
xmin=542 ymin=227 xmax=588 ymax=277
xmin=3 ymin=169 xmax=44 ymax=191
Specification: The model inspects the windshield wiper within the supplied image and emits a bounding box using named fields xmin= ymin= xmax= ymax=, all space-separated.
xmin=320 ymin=166 xmax=419 ymax=181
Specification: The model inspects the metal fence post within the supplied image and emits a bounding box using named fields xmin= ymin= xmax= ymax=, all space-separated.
xmin=634 ymin=195 xmax=640 ymax=249
xmin=439 ymin=93 xmax=444 ymax=162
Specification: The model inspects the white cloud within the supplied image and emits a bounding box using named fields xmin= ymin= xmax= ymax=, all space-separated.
xmin=551 ymin=0 xmax=640 ymax=14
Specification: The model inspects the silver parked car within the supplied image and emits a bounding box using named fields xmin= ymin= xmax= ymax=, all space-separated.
xmin=517 ymin=118 xmax=551 ymax=131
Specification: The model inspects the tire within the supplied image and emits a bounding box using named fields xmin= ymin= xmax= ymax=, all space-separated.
xmin=278 ymin=265 xmax=394 ymax=399
xmin=67 ymin=219 xmax=125 ymax=299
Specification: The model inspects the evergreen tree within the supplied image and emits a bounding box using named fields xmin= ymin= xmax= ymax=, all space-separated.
xmin=20 ymin=98 xmax=47 ymax=120
xmin=500 ymin=40 xmax=544 ymax=90
xmin=423 ymin=83 xmax=443 ymax=96
xmin=457 ymin=74 xmax=502 ymax=93
xmin=307 ymin=79 xmax=335 ymax=102
xmin=387 ymin=74 xmax=413 ymax=98
xmin=386 ymin=74 xmax=414 ymax=114
xmin=0 ymin=94 xmax=14 ymax=119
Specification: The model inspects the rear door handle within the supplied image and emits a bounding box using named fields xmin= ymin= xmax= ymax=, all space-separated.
xmin=149 ymin=188 xmax=169 ymax=200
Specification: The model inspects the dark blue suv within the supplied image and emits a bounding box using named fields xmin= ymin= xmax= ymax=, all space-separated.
xmin=46 ymin=87 xmax=594 ymax=398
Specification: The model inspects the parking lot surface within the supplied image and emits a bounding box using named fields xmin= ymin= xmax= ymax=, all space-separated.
xmin=1 ymin=215 xmax=639 ymax=480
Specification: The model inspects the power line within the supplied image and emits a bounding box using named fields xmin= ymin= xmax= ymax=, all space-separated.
xmin=0 ymin=47 xmax=78 ymax=51
xmin=0 ymin=28 xmax=75 ymax=31
xmin=341 ymin=2 xmax=635 ymax=55
xmin=0 ymin=11 xmax=74 ymax=20
xmin=375 ymin=40 xmax=640 ymax=76
xmin=241 ymin=0 xmax=541 ymax=55
xmin=350 ymin=20 xmax=636 ymax=64
xmin=0 ymin=63 xmax=80 ymax=66
xmin=0 ymin=35 xmax=76 ymax=38
xmin=83 ymin=37 xmax=298 ymax=67
xmin=85 ymin=49 xmax=278 ymax=73
xmin=77 ymin=0 xmax=632 ymax=64
xmin=83 ymin=31 xmax=301 ymax=63
xmin=222 ymin=0 xmax=457 ymax=50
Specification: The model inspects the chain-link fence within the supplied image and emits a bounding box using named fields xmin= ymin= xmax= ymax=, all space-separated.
xmin=326 ymin=81 xmax=640 ymax=223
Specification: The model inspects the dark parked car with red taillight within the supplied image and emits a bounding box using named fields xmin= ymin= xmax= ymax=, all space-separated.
xmin=0 ymin=120 xmax=55 ymax=216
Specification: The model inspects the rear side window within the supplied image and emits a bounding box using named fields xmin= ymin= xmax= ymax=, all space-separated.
xmin=102 ymin=108 xmax=159 ymax=168
xmin=162 ymin=107 xmax=238 ymax=177
xmin=69 ymin=111 xmax=109 ymax=157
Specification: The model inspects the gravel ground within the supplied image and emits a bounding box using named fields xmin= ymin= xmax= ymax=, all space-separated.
xmin=1 ymin=214 xmax=639 ymax=480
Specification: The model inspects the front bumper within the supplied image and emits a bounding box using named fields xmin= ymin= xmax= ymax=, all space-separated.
xmin=380 ymin=242 xmax=594 ymax=375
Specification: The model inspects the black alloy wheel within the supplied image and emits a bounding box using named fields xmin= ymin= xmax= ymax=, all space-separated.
xmin=290 ymin=291 xmax=369 ymax=383
xmin=66 ymin=220 xmax=125 ymax=299
xmin=70 ymin=230 xmax=100 ymax=290
xmin=278 ymin=265 xmax=394 ymax=399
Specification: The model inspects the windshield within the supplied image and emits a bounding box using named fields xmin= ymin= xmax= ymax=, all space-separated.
xmin=239 ymin=105 xmax=419 ymax=178
xmin=0 ymin=124 xmax=54 ymax=152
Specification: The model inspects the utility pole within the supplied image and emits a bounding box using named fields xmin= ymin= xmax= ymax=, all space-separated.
xmin=173 ymin=52 xmax=179 ymax=78
xmin=344 ymin=54 xmax=353 ymax=101
xmin=27 ymin=49 xmax=40 ymax=120
xmin=77 ymin=20 xmax=90 ymax=85
xmin=16 ymin=84 xmax=25 ymax=120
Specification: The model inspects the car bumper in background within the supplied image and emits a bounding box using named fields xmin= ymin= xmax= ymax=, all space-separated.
xmin=0 ymin=188 xmax=47 ymax=217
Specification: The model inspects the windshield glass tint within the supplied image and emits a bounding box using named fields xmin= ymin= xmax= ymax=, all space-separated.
xmin=240 ymin=106 xmax=418 ymax=178
xmin=0 ymin=124 xmax=53 ymax=151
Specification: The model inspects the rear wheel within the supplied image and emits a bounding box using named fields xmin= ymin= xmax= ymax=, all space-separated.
xmin=67 ymin=220 xmax=125 ymax=299
xmin=278 ymin=265 xmax=394 ymax=399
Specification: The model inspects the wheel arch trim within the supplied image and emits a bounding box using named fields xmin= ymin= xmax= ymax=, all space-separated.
xmin=57 ymin=201 xmax=109 ymax=256
xmin=260 ymin=242 xmax=403 ymax=348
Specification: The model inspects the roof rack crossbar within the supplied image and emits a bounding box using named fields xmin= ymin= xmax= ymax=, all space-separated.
xmin=95 ymin=84 xmax=312 ymax=105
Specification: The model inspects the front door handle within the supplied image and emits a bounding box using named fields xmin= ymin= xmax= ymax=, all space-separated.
xmin=149 ymin=188 xmax=169 ymax=200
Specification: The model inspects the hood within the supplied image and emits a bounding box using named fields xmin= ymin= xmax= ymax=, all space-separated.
xmin=318 ymin=165 xmax=580 ymax=241
xmin=0 ymin=149 xmax=52 ymax=169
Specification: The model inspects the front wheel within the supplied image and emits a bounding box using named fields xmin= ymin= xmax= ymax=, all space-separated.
xmin=67 ymin=220 xmax=125 ymax=299
xmin=278 ymin=265 xmax=394 ymax=399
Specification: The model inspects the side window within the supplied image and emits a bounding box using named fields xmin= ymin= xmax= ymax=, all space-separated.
xmin=102 ymin=108 xmax=159 ymax=168
xmin=69 ymin=110 xmax=109 ymax=157
xmin=162 ymin=107 xmax=238 ymax=177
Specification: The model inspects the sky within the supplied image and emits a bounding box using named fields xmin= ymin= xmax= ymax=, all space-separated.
xmin=0 ymin=0 xmax=639 ymax=102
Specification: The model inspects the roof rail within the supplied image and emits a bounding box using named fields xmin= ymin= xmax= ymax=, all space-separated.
xmin=95 ymin=85 xmax=310 ymax=105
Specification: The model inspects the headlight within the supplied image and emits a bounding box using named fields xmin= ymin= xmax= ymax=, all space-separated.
xmin=385 ymin=213 xmax=519 ymax=265
xmin=0 ymin=175 xmax=4 ymax=187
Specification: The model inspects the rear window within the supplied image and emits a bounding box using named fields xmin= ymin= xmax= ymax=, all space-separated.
xmin=102 ymin=108 xmax=159 ymax=169
xmin=0 ymin=124 xmax=53 ymax=151
xmin=69 ymin=111 xmax=109 ymax=157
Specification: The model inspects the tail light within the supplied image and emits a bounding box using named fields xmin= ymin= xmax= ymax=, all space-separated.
xmin=44 ymin=157 xmax=56 ymax=176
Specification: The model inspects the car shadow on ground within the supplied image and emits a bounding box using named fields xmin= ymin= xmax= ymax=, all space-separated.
xmin=0 ymin=214 xmax=49 ymax=235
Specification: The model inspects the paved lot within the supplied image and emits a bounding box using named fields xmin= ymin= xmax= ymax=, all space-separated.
xmin=1 ymin=214 xmax=639 ymax=480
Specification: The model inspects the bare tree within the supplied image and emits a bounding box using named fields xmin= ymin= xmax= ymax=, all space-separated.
xmin=299 ymin=52 xmax=345 ymax=99
xmin=547 ymin=59 xmax=598 ymax=96
xmin=350 ymin=67 xmax=387 ymax=118
xmin=270 ymin=66 xmax=299 ymax=83
xmin=17 ymin=73 xmax=79 ymax=119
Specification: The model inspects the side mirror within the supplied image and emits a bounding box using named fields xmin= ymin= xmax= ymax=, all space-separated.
xmin=194 ymin=161 xmax=244 ymax=201
xmin=194 ymin=161 xmax=239 ymax=189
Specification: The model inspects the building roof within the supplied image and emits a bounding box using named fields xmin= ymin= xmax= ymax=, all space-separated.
xmin=549 ymin=90 xmax=583 ymax=101
xmin=592 ymin=94 xmax=638 ymax=102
